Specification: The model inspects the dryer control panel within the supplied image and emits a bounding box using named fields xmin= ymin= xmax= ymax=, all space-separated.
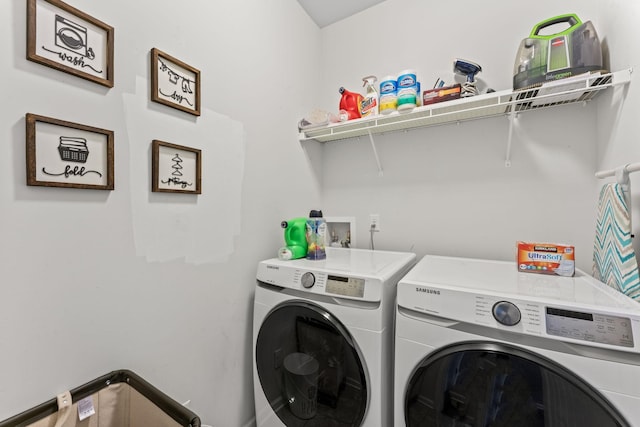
xmin=396 ymin=255 xmax=640 ymax=354
xmin=545 ymin=307 xmax=634 ymax=348
xmin=398 ymin=282 xmax=640 ymax=353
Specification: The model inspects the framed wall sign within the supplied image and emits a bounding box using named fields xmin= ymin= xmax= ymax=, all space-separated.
xmin=152 ymin=140 xmax=201 ymax=194
xmin=27 ymin=0 xmax=114 ymax=88
xmin=26 ymin=113 xmax=114 ymax=190
xmin=151 ymin=48 xmax=201 ymax=116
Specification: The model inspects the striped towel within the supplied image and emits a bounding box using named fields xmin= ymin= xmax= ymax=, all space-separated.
xmin=593 ymin=183 xmax=640 ymax=301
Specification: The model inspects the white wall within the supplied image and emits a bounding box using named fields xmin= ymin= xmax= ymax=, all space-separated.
xmin=596 ymin=0 xmax=640 ymax=257
xmin=0 ymin=1 xmax=321 ymax=426
xmin=316 ymin=0 xmax=636 ymax=272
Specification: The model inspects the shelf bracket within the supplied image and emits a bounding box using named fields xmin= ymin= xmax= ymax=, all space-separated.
xmin=367 ymin=129 xmax=384 ymax=176
xmin=505 ymin=109 xmax=517 ymax=167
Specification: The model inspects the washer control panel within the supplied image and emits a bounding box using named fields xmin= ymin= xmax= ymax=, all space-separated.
xmin=256 ymin=259 xmax=389 ymax=303
xmin=290 ymin=270 xmax=369 ymax=300
xmin=325 ymin=274 xmax=365 ymax=298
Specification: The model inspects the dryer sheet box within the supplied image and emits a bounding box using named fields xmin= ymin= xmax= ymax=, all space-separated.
xmin=517 ymin=241 xmax=575 ymax=277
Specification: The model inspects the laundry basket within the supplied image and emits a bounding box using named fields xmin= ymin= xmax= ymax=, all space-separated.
xmin=0 ymin=370 xmax=201 ymax=427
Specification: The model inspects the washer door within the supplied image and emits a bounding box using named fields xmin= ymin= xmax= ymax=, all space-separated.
xmin=256 ymin=301 xmax=368 ymax=426
xmin=404 ymin=341 xmax=630 ymax=427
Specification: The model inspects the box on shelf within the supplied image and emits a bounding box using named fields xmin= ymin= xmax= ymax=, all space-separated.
xmin=422 ymin=84 xmax=461 ymax=106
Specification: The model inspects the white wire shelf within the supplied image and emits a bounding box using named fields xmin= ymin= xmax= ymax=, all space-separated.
xmin=299 ymin=69 xmax=632 ymax=144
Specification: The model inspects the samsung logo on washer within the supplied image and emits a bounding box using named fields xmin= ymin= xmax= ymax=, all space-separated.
xmin=416 ymin=287 xmax=440 ymax=295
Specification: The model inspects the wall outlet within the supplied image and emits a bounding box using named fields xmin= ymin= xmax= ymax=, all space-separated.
xmin=369 ymin=214 xmax=380 ymax=232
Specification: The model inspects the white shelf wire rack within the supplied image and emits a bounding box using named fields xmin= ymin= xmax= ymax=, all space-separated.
xmin=299 ymin=69 xmax=631 ymax=144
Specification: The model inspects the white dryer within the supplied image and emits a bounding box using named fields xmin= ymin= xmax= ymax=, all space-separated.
xmin=394 ymin=255 xmax=640 ymax=427
xmin=253 ymin=247 xmax=415 ymax=427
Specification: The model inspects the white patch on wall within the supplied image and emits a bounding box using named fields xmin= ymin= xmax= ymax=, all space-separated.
xmin=123 ymin=77 xmax=244 ymax=264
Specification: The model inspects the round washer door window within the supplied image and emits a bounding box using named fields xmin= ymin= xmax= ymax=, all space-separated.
xmin=256 ymin=301 xmax=368 ymax=426
xmin=405 ymin=342 xmax=630 ymax=427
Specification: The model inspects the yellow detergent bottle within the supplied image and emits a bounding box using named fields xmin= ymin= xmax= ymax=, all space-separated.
xmin=360 ymin=75 xmax=379 ymax=117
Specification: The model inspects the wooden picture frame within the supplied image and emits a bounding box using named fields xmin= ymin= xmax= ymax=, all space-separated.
xmin=26 ymin=0 xmax=114 ymax=88
xmin=152 ymin=140 xmax=201 ymax=194
xmin=26 ymin=113 xmax=114 ymax=190
xmin=151 ymin=48 xmax=201 ymax=116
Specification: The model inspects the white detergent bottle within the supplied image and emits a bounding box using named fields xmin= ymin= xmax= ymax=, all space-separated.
xmin=360 ymin=75 xmax=379 ymax=117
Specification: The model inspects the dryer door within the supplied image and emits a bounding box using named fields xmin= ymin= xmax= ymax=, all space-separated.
xmin=404 ymin=341 xmax=630 ymax=427
xmin=256 ymin=300 xmax=368 ymax=426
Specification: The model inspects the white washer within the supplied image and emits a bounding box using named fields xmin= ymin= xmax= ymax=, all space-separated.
xmin=253 ymin=247 xmax=415 ymax=427
xmin=394 ymin=255 xmax=640 ymax=427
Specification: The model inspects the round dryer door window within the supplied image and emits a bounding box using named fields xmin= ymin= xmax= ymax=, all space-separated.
xmin=404 ymin=342 xmax=630 ymax=427
xmin=256 ymin=301 xmax=368 ymax=426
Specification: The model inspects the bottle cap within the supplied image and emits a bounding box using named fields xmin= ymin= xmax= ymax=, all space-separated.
xmin=309 ymin=210 xmax=323 ymax=218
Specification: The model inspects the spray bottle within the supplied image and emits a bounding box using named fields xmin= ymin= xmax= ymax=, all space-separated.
xmin=360 ymin=75 xmax=379 ymax=117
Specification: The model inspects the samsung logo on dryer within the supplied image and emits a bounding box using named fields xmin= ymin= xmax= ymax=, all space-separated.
xmin=416 ymin=287 xmax=440 ymax=295
xmin=266 ymin=265 xmax=279 ymax=270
